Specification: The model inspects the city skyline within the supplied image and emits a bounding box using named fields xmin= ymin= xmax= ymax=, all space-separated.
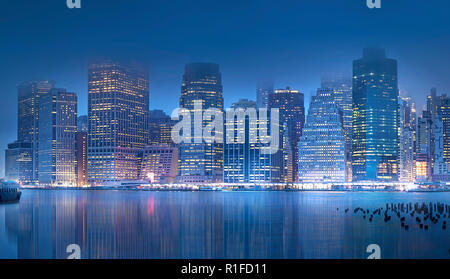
xmin=2 ymin=52 xmax=449 ymax=183
xmin=3 ymin=1 xmax=450 ymax=176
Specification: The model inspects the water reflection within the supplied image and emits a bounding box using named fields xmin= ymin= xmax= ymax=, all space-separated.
xmin=0 ymin=190 xmax=449 ymax=259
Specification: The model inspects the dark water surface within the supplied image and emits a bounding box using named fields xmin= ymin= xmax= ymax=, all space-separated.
xmin=0 ymin=190 xmax=449 ymax=259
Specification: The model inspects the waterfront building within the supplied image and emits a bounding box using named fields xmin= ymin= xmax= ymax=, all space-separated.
xmin=416 ymin=111 xmax=433 ymax=181
xmin=432 ymin=115 xmax=450 ymax=181
xmin=178 ymin=63 xmax=224 ymax=183
xmin=321 ymin=74 xmax=353 ymax=181
xmin=76 ymin=132 xmax=88 ymax=186
xmin=139 ymin=144 xmax=178 ymax=183
xmin=416 ymin=153 xmax=430 ymax=182
xmin=298 ymin=88 xmax=346 ymax=182
xmin=268 ymin=87 xmax=305 ymax=182
xmin=256 ymin=81 xmax=274 ymax=109
xmin=399 ymin=96 xmax=416 ymax=182
xmin=17 ymin=80 xmax=55 ymax=182
xmin=431 ymin=94 xmax=450 ymax=181
xmin=37 ymin=88 xmax=77 ymax=186
xmin=149 ymin=110 xmax=176 ymax=145
xmin=4 ymin=141 xmax=33 ymax=184
xmin=440 ymin=95 xmax=450 ymax=163
xmin=223 ymin=99 xmax=283 ymax=183
xmin=424 ymin=88 xmax=442 ymax=172
xmin=352 ymin=48 xmax=399 ymax=181
xmin=87 ymin=60 xmax=150 ymax=183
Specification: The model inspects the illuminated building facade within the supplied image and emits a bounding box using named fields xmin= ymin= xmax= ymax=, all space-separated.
xmin=440 ymin=96 xmax=450 ymax=163
xmin=399 ymin=96 xmax=416 ymax=182
xmin=76 ymin=132 xmax=88 ymax=186
xmin=17 ymin=80 xmax=55 ymax=182
xmin=432 ymin=115 xmax=450 ymax=181
xmin=224 ymin=99 xmax=283 ymax=183
xmin=38 ymin=88 xmax=77 ymax=185
xmin=139 ymin=144 xmax=178 ymax=183
xmin=415 ymin=153 xmax=430 ymax=181
xmin=4 ymin=141 xmax=33 ymax=184
xmin=352 ymin=48 xmax=399 ymax=181
xmin=268 ymin=87 xmax=305 ymax=182
xmin=321 ymin=75 xmax=353 ymax=181
xmin=298 ymin=88 xmax=346 ymax=182
xmin=88 ymin=60 xmax=150 ymax=183
xmin=416 ymin=112 xmax=432 ymax=181
xmin=149 ymin=110 xmax=175 ymax=145
xmin=178 ymin=63 xmax=224 ymax=183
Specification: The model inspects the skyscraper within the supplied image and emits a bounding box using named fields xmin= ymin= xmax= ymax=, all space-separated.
xmin=88 ymin=60 xmax=149 ymax=183
xmin=256 ymin=81 xmax=274 ymax=109
xmin=417 ymin=90 xmax=450 ymax=181
xmin=425 ymin=88 xmax=441 ymax=172
xmin=17 ymin=80 xmax=55 ymax=182
xmin=37 ymin=88 xmax=77 ymax=185
xmin=399 ymin=96 xmax=416 ymax=182
xmin=268 ymin=87 xmax=305 ymax=182
xmin=224 ymin=99 xmax=283 ymax=183
xmin=432 ymin=115 xmax=450 ymax=181
xmin=4 ymin=141 xmax=33 ymax=184
xmin=148 ymin=110 xmax=176 ymax=146
xmin=440 ymin=95 xmax=450 ymax=163
xmin=321 ymin=74 xmax=353 ymax=181
xmin=352 ymin=48 xmax=399 ymax=181
xmin=178 ymin=63 xmax=224 ymax=183
xmin=416 ymin=112 xmax=432 ymax=181
xmin=432 ymin=94 xmax=450 ymax=181
xmin=298 ymin=88 xmax=346 ymax=182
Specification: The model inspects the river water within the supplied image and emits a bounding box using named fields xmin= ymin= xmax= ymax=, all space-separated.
xmin=0 ymin=190 xmax=449 ymax=259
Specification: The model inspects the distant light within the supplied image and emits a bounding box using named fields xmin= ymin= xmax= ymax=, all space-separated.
xmin=147 ymin=172 xmax=155 ymax=183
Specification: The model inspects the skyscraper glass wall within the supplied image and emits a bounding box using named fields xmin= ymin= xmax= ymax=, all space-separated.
xmin=298 ymin=88 xmax=346 ymax=182
xmin=178 ymin=63 xmax=224 ymax=183
xmin=352 ymin=48 xmax=399 ymax=181
xmin=88 ymin=60 xmax=149 ymax=183
xmin=38 ymin=88 xmax=77 ymax=185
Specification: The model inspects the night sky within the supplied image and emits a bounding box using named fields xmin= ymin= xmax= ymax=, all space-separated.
xmin=1 ymin=0 xmax=450 ymax=175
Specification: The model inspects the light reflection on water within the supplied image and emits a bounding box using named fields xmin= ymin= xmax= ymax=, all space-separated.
xmin=0 ymin=190 xmax=449 ymax=259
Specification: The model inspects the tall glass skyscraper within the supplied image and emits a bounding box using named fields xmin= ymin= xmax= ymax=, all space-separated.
xmin=298 ymin=88 xmax=346 ymax=182
xmin=178 ymin=63 xmax=224 ymax=183
xmin=88 ymin=60 xmax=149 ymax=183
xmin=321 ymin=75 xmax=353 ymax=181
xmin=399 ymin=96 xmax=416 ymax=182
xmin=38 ymin=88 xmax=77 ymax=185
xmin=352 ymin=48 xmax=399 ymax=181
xmin=416 ymin=111 xmax=433 ymax=181
xmin=440 ymin=96 xmax=450 ymax=164
xmin=16 ymin=80 xmax=55 ymax=182
xmin=223 ymin=99 xmax=283 ymax=183
xmin=268 ymin=87 xmax=305 ymax=182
